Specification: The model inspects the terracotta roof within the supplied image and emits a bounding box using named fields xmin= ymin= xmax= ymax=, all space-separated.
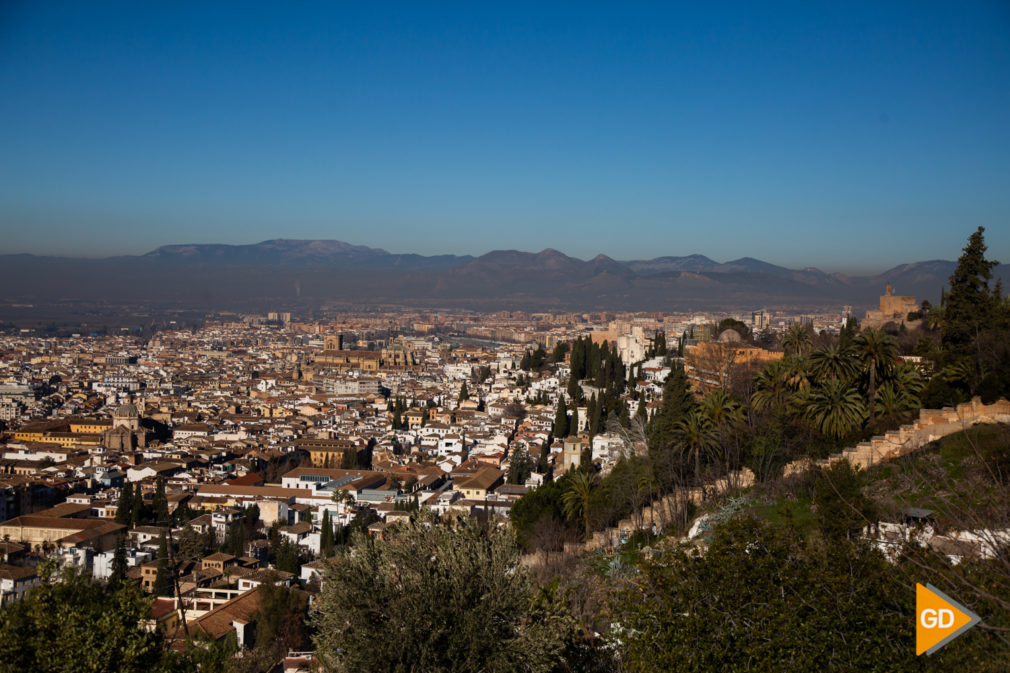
xmin=187 ymin=587 xmax=263 ymax=641
xmin=0 ymin=564 xmax=37 ymax=581
xmin=454 ymin=467 xmax=505 ymax=491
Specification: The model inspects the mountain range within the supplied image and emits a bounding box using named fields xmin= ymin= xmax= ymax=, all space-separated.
xmin=1 ymin=239 xmax=1006 ymax=313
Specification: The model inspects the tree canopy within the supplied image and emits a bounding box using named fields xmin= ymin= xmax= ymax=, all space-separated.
xmin=313 ymin=514 xmax=579 ymax=673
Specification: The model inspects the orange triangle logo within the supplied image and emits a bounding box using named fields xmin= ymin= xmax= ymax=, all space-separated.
xmin=916 ymin=583 xmax=981 ymax=655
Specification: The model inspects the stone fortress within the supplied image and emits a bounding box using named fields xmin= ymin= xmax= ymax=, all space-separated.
xmin=864 ymin=284 xmax=918 ymax=328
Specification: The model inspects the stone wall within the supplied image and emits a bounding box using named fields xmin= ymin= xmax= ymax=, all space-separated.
xmin=782 ymin=397 xmax=1010 ymax=477
xmin=573 ymin=397 xmax=1010 ymax=554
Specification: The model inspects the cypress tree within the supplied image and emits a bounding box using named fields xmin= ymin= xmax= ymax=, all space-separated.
xmin=320 ymin=510 xmax=334 ymax=558
xmin=553 ymin=398 xmax=568 ymax=439
xmin=109 ymin=535 xmax=128 ymax=588
xmin=115 ymin=482 xmax=133 ymax=526
xmin=153 ymin=477 xmax=169 ymax=525
xmin=458 ymin=382 xmax=469 ymax=402
xmin=536 ymin=443 xmax=550 ymax=474
xmin=131 ymin=486 xmax=145 ymax=528
xmin=619 ymin=400 xmax=632 ymax=428
xmin=568 ymin=400 xmax=579 ymax=437
xmin=655 ymin=331 xmax=667 ymax=356
xmin=153 ymin=529 xmax=172 ymax=596
xmin=567 ymin=373 xmax=580 ymax=401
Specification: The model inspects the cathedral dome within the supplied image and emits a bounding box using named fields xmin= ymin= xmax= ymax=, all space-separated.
xmin=113 ymin=403 xmax=139 ymax=418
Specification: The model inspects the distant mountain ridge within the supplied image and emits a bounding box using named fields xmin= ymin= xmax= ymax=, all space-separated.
xmin=1 ymin=239 xmax=1007 ymax=312
xmin=144 ymin=239 xmax=472 ymax=269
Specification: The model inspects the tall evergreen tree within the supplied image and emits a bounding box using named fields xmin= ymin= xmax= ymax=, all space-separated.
xmin=131 ymin=485 xmax=145 ymax=528
xmin=153 ymin=529 xmax=172 ymax=596
xmin=341 ymin=447 xmax=358 ymax=469
xmin=536 ymin=443 xmax=550 ymax=474
xmin=568 ymin=400 xmax=579 ymax=437
xmin=115 ymin=482 xmax=133 ymax=526
xmin=648 ymin=362 xmax=694 ymax=452
xmin=589 ymin=394 xmax=603 ymax=436
xmin=553 ymin=398 xmax=568 ymax=439
xmin=458 ymin=381 xmax=469 ymax=402
xmin=567 ymin=372 xmax=581 ymax=401
xmin=943 ymin=226 xmax=999 ymax=355
xmin=108 ymin=535 xmax=128 ymax=588
xmin=153 ymin=476 xmax=169 ymax=525
xmin=939 ymin=226 xmax=1010 ymax=401
xmin=320 ymin=510 xmax=334 ymax=558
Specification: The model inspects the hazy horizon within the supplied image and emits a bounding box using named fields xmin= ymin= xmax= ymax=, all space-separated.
xmin=0 ymin=234 xmax=988 ymax=277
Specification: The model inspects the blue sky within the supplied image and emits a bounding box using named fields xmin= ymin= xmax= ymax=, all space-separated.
xmin=1 ymin=1 xmax=1008 ymax=273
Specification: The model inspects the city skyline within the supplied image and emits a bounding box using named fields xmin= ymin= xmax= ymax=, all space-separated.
xmin=1 ymin=2 xmax=1009 ymax=273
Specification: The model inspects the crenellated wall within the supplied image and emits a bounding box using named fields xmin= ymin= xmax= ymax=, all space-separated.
xmin=782 ymin=397 xmax=1010 ymax=477
xmin=570 ymin=397 xmax=1010 ymax=554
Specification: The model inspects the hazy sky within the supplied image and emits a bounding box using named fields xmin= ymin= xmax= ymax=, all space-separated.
xmin=1 ymin=1 xmax=1008 ymax=272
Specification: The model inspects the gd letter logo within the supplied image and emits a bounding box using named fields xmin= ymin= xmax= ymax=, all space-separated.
xmin=916 ymin=583 xmax=981 ymax=656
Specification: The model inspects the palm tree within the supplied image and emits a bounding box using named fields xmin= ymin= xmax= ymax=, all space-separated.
xmin=780 ymin=355 xmax=812 ymax=393
xmin=891 ymin=361 xmax=926 ymax=397
xmin=751 ymin=360 xmax=794 ymax=414
xmin=781 ymin=323 xmax=813 ymax=357
xmin=635 ymin=466 xmax=658 ymax=529
xmin=852 ymin=328 xmax=899 ymax=426
xmin=809 ymin=344 xmax=858 ymax=383
xmin=804 ymin=379 xmax=867 ymax=439
xmin=700 ymin=390 xmax=743 ymax=428
xmin=874 ymin=382 xmax=919 ymax=425
xmin=675 ymin=409 xmax=717 ymax=480
xmin=562 ymin=471 xmax=597 ymax=541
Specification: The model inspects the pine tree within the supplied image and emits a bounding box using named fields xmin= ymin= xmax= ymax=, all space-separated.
xmin=649 ymin=363 xmax=695 ymax=452
xmin=942 ymin=226 xmax=1000 ymax=363
xmin=153 ymin=529 xmax=172 ymax=596
xmin=458 ymin=382 xmax=469 ymax=402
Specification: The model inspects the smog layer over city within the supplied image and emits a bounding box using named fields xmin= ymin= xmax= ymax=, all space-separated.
xmin=0 ymin=3 xmax=1008 ymax=672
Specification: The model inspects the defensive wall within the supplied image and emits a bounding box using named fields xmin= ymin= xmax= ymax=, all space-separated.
xmin=568 ymin=397 xmax=1010 ymax=554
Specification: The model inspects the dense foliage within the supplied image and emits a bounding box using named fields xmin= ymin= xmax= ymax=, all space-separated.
xmin=0 ymin=568 xmax=173 ymax=673
xmin=313 ymin=514 xmax=588 ymax=673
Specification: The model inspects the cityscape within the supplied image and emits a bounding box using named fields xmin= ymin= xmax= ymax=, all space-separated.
xmin=1 ymin=3 xmax=1009 ymax=673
